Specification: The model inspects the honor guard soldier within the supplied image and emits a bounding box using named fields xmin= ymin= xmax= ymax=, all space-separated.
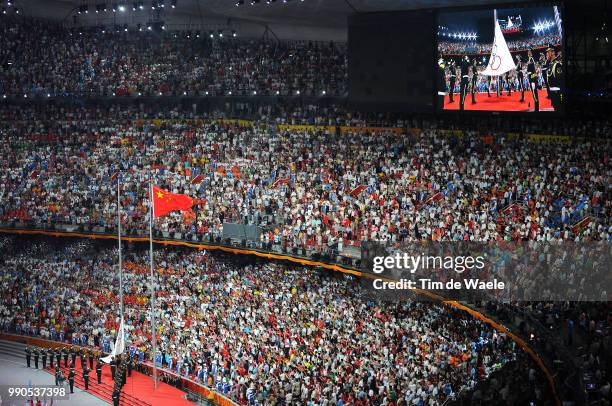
xmin=33 ymin=348 xmax=39 ymax=369
xmin=41 ymin=348 xmax=47 ymax=369
xmin=70 ymin=346 xmax=76 ymax=366
xmin=83 ymin=367 xmax=91 ymax=390
xmin=516 ymin=55 xmax=526 ymax=102
xmin=127 ymin=356 xmax=133 ymax=377
xmin=527 ymin=49 xmax=539 ymax=112
xmin=459 ymin=55 xmax=471 ymax=111
xmin=110 ymin=357 xmax=116 ymax=379
xmin=88 ymin=350 xmax=94 ymax=370
xmin=62 ymin=347 xmax=69 ymax=367
xmin=504 ymin=71 xmax=512 ymax=96
xmin=546 ymin=47 xmax=563 ymax=111
xmin=49 ymin=347 xmax=54 ymax=368
xmin=55 ymin=366 xmax=64 ymax=386
xmin=539 ymin=52 xmax=551 ymax=98
xmin=25 ymin=346 xmax=32 ymax=367
xmin=448 ymin=60 xmax=457 ymax=103
xmin=112 ymin=389 xmax=120 ymax=406
xmin=80 ymin=350 xmax=87 ymax=370
xmin=68 ymin=366 xmax=75 ymax=394
xmin=96 ymin=358 xmax=103 ymax=384
xmin=470 ymin=59 xmax=479 ymax=104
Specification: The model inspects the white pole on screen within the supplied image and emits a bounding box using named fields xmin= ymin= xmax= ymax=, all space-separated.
xmin=148 ymin=180 xmax=158 ymax=389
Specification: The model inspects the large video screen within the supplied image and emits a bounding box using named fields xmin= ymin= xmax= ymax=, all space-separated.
xmin=436 ymin=4 xmax=564 ymax=113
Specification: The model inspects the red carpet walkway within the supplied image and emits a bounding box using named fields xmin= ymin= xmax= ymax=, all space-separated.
xmin=443 ymin=89 xmax=555 ymax=112
xmin=45 ymin=360 xmax=194 ymax=406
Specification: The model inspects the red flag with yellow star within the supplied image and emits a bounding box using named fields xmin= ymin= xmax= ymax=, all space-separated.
xmin=152 ymin=186 xmax=194 ymax=218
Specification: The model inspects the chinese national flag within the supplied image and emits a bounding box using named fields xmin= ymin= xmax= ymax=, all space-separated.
xmin=152 ymin=186 xmax=194 ymax=218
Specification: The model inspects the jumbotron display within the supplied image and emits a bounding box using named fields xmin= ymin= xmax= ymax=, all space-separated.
xmin=436 ymin=4 xmax=564 ymax=113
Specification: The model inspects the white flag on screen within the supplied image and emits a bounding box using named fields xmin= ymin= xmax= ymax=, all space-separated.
xmin=482 ymin=17 xmax=516 ymax=76
xmin=101 ymin=318 xmax=126 ymax=363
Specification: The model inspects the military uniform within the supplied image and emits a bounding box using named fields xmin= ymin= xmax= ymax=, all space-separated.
xmin=96 ymin=360 xmax=103 ymax=384
xmin=83 ymin=367 xmax=90 ymax=390
xmin=459 ymin=56 xmax=470 ymax=111
xmin=448 ymin=62 xmax=457 ymax=103
xmin=547 ymin=54 xmax=563 ymax=111
xmin=68 ymin=368 xmax=75 ymax=393
xmin=527 ymin=54 xmax=539 ymax=112
xmin=33 ymin=348 xmax=39 ymax=369
xmin=25 ymin=346 xmax=31 ymax=368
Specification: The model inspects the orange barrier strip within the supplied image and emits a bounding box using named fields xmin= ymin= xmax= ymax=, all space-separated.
xmin=0 ymin=228 xmax=362 ymax=277
xmin=0 ymin=228 xmax=559 ymax=404
xmin=0 ymin=333 xmax=238 ymax=406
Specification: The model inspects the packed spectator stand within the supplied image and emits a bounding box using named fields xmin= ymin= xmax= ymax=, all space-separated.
xmin=0 ymin=236 xmax=557 ymax=406
xmin=0 ymin=13 xmax=610 ymax=406
xmin=1 ymin=15 xmax=347 ymax=98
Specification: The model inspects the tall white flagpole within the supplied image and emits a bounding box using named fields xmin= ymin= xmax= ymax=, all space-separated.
xmin=148 ymin=180 xmax=158 ymax=389
xmin=117 ymin=176 xmax=123 ymax=319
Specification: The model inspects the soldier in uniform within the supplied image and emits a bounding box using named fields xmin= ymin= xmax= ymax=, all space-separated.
xmin=127 ymin=356 xmax=133 ymax=377
xmin=49 ymin=347 xmax=54 ymax=368
xmin=54 ymin=365 xmax=62 ymax=386
xmin=83 ymin=367 xmax=91 ymax=390
xmin=437 ymin=58 xmax=448 ymax=109
xmin=96 ymin=358 xmax=103 ymax=384
xmin=540 ymin=52 xmax=551 ymax=98
xmin=110 ymin=357 xmax=116 ymax=379
xmin=546 ymin=47 xmax=563 ymax=111
xmin=88 ymin=350 xmax=94 ymax=370
xmin=516 ymin=55 xmax=526 ymax=102
xmin=527 ymin=49 xmax=540 ymax=112
xmin=70 ymin=346 xmax=76 ymax=366
xmin=448 ymin=60 xmax=457 ymax=103
xmin=112 ymin=389 xmax=120 ymax=406
xmin=41 ymin=348 xmax=47 ymax=369
xmin=56 ymin=348 xmax=61 ymax=367
xmin=504 ymin=71 xmax=512 ymax=96
xmin=470 ymin=58 xmax=479 ymax=104
xmin=33 ymin=348 xmax=39 ymax=369
xmin=25 ymin=346 xmax=31 ymax=367
xmin=68 ymin=366 xmax=75 ymax=393
xmin=62 ymin=347 xmax=69 ymax=367
xmin=486 ymin=75 xmax=493 ymax=97
xmin=459 ymin=55 xmax=470 ymax=111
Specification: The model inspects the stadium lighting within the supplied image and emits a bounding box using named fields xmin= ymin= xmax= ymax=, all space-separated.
xmin=2 ymin=95 xmax=6 ymax=99
xmin=296 ymin=90 xmax=300 ymax=95
xmin=161 ymin=25 xmax=166 ymax=30
xmin=183 ymin=91 xmax=187 ymax=95
xmin=218 ymin=30 xmax=223 ymax=37
xmin=228 ymin=91 xmax=232 ymax=95
xmin=253 ymin=91 xmax=257 ymax=95
xmin=205 ymin=91 xmax=209 ymax=95
xmin=138 ymin=92 xmax=142 ymax=96
xmin=171 ymin=0 xmax=176 ymax=8
xmin=112 ymin=92 xmax=116 ymax=96
xmin=139 ymin=2 xmax=144 ymax=9
xmin=133 ymin=2 xmax=137 ymax=10
xmin=276 ymin=90 xmax=280 ymax=95
xmin=14 ymin=7 xmax=19 ymax=13
xmin=147 ymin=25 xmax=152 ymax=30
xmin=322 ymin=90 xmax=326 ymax=95
xmin=119 ymin=5 xmax=125 ymax=11
xmin=235 ymin=0 xmax=243 ymax=6
xmin=24 ymin=94 xmax=27 ymax=98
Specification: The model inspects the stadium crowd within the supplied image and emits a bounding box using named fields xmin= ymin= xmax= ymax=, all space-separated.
xmin=437 ymin=33 xmax=561 ymax=55
xmin=0 ymin=237 xmax=549 ymax=405
xmin=0 ymin=16 xmax=347 ymax=98
xmin=0 ymin=109 xmax=609 ymax=259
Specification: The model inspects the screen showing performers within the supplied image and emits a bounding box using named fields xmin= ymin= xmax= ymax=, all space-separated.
xmin=436 ymin=4 xmax=564 ymax=113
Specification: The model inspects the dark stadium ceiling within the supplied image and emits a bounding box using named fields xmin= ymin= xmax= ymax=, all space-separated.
xmin=45 ymin=0 xmax=526 ymax=28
